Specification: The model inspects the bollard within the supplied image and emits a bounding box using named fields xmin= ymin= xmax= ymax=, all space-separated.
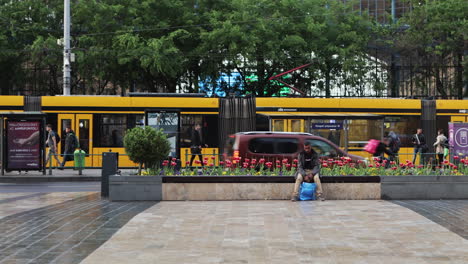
xmin=101 ymin=152 xmax=119 ymax=198
xmin=48 ymin=151 xmax=53 ymax=176
xmin=74 ymin=148 xmax=86 ymax=175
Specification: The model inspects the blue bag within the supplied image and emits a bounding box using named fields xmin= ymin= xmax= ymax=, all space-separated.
xmin=299 ymin=182 xmax=316 ymax=201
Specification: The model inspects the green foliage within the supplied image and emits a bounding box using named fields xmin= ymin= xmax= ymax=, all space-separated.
xmin=0 ymin=0 xmax=464 ymax=97
xmin=123 ymin=126 xmax=171 ymax=171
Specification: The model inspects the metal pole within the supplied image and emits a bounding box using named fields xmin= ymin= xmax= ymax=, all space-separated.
xmin=391 ymin=0 xmax=396 ymax=22
xmin=63 ymin=0 xmax=71 ymax=96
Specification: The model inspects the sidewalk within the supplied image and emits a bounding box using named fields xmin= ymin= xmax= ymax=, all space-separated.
xmin=0 ymin=168 xmax=138 ymax=183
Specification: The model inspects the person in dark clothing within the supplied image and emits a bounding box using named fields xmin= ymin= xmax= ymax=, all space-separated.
xmin=45 ymin=124 xmax=62 ymax=166
xmin=388 ymin=131 xmax=400 ymax=163
xmin=291 ymin=142 xmax=324 ymax=201
xmin=411 ymin=128 xmax=427 ymax=165
xmin=189 ymin=124 xmax=206 ymax=166
xmin=373 ymin=138 xmax=395 ymax=168
xmin=59 ymin=127 xmax=78 ymax=169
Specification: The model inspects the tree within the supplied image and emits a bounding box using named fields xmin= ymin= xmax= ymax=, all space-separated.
xmin=123 ymin=126 xmax=171 ymax=175
xmin=395 ymin=0 xmax=467 ymax=98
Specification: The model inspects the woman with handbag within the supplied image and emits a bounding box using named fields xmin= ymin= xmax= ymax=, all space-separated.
xmin=433 ymin=129 xmax=448 ymax=165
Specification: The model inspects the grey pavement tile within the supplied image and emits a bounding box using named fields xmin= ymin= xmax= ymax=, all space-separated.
xmin=0 ymin=193 xmax=156 ymax=264
xmin=82 ymin=200 xmax=468 ymax=264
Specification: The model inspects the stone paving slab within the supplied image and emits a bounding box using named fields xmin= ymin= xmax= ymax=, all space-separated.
xmin=82 ymin=200 xmax=468 ymax=264
xmin=0 ymin=192 xmax=96 ymax=219
xmin=0 ymin=193 xmax=156 ymax=264
xmin=393 ymin=200 xmax=468 ymax=240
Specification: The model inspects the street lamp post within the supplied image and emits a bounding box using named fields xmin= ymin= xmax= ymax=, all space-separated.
xmin=63 ymin=0 xmax=71 ymax=96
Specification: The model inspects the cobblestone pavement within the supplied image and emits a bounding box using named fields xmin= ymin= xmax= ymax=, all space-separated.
xmin=393 ymin=200 xmax=468 ymax=240
xmin=82 ymin=200 xmax=468 ymax=264
xmin=0 ymin=193 xmax=156 ymax=264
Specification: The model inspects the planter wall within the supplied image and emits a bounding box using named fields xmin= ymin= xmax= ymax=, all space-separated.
xmin=381 ymin=176 xmax=468 ymax=200
xmin=162 ymin=176 xmax=381 ymax=201
xmin=109 ymin=175 xmax=162 ymax=201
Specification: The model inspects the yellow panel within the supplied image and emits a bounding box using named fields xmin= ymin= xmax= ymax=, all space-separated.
xmin=42 ymin=96 xmax=219 ymax=109
xmin=0 ymin=96 xmax=24 ymax=107
xmin=180 ymin=148 xmax=219 ymax=167
xmin=451 ymin=116 xmax=467 ymax=122
xmin=437 ymin=100 xmax=468 ymax=110
xmin=92 ymin=148 xmax=139 ymax=167
xmin=256 ymin=98 xmax=420 ymax=111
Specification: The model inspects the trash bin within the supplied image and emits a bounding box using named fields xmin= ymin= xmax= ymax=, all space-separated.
xmin=74 ymin=148 xmax=86 ymax=175
xmin=101 ymin=152 xmax=119 ymax=198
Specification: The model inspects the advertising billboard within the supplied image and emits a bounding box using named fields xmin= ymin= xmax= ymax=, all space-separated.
xmin=6 ymin=120 xmax=42 ymax=170
xmin=448 ymin=122 xmax=468 ymax=158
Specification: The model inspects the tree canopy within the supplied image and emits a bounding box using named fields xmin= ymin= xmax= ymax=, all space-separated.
xmin=0 ymin=0 xmax=466 ymax=97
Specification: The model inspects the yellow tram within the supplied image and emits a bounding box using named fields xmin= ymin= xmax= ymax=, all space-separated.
xmin=1 ymin=95 xmax=467 ymax=167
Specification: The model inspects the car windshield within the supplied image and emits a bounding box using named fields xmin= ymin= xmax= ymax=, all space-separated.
xmin=306 ymin=139 xmax=338 ymax=158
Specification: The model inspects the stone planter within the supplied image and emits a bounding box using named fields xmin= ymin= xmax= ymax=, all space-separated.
xmin=109 ymin=175 xmax=162 ymax=201
xmin=161 ymin=175 xmax=381 ymax=200
xmin=381 ymin=176 xmax=468 ymax=200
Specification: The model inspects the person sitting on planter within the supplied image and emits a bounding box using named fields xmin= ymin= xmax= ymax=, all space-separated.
xmin=373 ymin=137 xmax=395 ymax=168
xmin=291 ymin=142 xmax=325 ymax=202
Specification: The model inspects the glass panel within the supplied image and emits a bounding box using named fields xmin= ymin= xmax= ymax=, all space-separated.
xmin=309 ymin=119 xmax=344 ymax=147
xmin=290 ymin=120 xmax=302 ymax=132
xmin=148 ymin=112 xmax=179 ymax=157
xmin=248 ymin=138 xmax=275 ymax=153
xmin=273 ymin=120 xmax=285 ymax=131
xmin=347 ymin=119 xmax=382 ymax=150
xmin=384 ymin=116 xmax=420 ymax=147
xmin=306 ymin=139 xmax=334 ymax=157
xmin=61 ymin=119 xmax=71 ymax=154
xmin=275 ymin=138 xmax=299 ymax=154
xmin=99 ymin=115 xmax=126 ymax=147
xmin=78 ymin=119 xmax=90 ymax=155
xmin=180 ymin=115 xmax=203 ymax=148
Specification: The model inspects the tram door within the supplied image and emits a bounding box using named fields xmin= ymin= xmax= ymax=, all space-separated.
xmin=272 ymin=119 xmax=304 ymax=132
xmin=58 ymin=114 xmax=93 ymax=167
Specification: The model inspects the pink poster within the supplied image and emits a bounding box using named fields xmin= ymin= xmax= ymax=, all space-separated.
xmin=7 ymin=121 xmax=41 ymax=170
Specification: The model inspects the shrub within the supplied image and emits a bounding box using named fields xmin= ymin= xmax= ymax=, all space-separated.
xmin=124 ymin=126 xmax=171 ymax=175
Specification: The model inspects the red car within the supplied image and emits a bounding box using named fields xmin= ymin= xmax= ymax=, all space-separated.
xmin=223 ymin=131 xmax=365 ymax=164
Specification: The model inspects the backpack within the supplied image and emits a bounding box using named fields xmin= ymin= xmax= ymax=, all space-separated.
xmin=391 ymin=136 xmax=401 ymax=152
xmin=73 ymin=134 xmax=80 ymax=149
xmin=55 ymin=132 xmax=61 ymax=144
xmin=364 ymin=139 xmax=380 ymax=154
xmin=442 ymin=139 xmax=449 ymax=148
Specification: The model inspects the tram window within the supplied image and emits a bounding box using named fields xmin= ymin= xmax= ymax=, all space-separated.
xmin=383 ymin=116 xmax=419 ymax=147
xmin=347 ymin=119 xmax=382 ymax=149
xmin=94 ymin=114 xmax=127 ymax=147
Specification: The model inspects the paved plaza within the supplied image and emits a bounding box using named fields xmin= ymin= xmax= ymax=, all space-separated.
xmin=0 ymin=184 xmax=467 ymax=264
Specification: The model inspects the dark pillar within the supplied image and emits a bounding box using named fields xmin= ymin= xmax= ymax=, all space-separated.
xmin=101 ymin=152 xmax=119 ymax=198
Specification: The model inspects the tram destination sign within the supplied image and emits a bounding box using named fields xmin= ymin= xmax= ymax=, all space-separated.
xmin=311 ymin=123 xmax=343 ymax=130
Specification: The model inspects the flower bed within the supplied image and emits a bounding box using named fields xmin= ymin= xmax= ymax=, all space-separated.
xmin=142 ymin=156 xmax=468 ymax=176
